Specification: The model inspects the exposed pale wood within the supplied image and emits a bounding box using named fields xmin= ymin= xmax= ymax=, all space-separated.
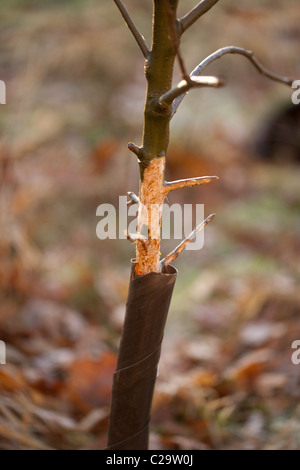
xmin=136 ymin=158 xmax=166 ymax=275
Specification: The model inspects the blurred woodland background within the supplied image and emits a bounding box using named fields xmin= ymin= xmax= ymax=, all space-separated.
xmin=0 ymin=0 xmax=300 ymax=450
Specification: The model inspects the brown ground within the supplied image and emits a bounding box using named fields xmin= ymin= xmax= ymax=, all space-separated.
xmin=0 ymin=0 xmax=299 ymax=449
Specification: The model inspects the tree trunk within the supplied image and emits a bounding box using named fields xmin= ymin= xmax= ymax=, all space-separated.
xmin=107 ymin=0 xmax=179 ymax=450
xmin=107 ymin=262 xmax=176 ymax=449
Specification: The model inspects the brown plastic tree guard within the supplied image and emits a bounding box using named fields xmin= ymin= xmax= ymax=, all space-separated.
xmin=107 ymin=262 xmax=177 ymax=450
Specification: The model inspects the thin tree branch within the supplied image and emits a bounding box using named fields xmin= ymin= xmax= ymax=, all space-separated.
xmin=114 ymin=0 xmax=149 ymax=59
xmin=192 ymin=46 xmax=295 ymax=85
xmin=164 ymin=175 xmax=218 ymax=193
xmin=125 ymin=231 xmax=148 ymax=246
xmin=128 ymin=142 xmax=143 ymax=159
xmin=127 ymin=191 xmax=139 ymax=206
xmin=178 ymin=0 xmax=220 ymax=34
xmin=160 ymin=213 xmax=216 ymax=269
xmin=172 ymin=46 xmax=295 ymax=117
xmin=159 ymin=75 xmax=224 ymax=108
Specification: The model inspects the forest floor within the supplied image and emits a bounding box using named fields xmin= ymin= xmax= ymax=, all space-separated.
xmin=0 ymin=0 xmax=300 ymax=449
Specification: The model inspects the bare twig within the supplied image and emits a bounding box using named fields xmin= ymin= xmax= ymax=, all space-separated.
xmin=172 ymin=46 xmax=294 ymax=116
xmin=175 ymin=46 xmax=190 ymax=83
xmin=128 ymin=142 xmax=143 ymax=159
xmin=164 ymin=175 xmax=218 ymax=193
xmin=160 ymin=213 xmax=216 ymax=269
xmin=126 ymin=231 xmax=148 ymax=246
xmin=127 ymin=191 xmax=139 ymax=206
xmin=191 ymin=46 xmax=295 ymax=85
xmin=114 ymin=0 xmax=149 ymax=58
xmin=159 ymin=75 xmax=224 ymax=108
xmin=178 ymin=0 xmax=220 ymax=34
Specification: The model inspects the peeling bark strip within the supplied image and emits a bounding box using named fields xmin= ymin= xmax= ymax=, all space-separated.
xmin=136 ymin=158 xmax=165 ymax=275
xmin=107 ymin=262 xmax=177 ymax=450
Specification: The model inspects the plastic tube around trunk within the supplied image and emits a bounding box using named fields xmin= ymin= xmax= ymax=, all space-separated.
xmin=107 ymin=261 xmax=177 ymax=450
